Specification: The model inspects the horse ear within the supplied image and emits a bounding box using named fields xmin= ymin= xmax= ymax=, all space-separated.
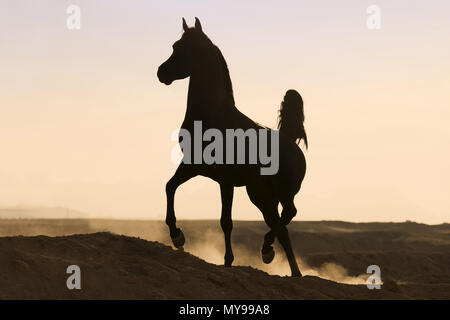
xmin=195 ymin=17 xmax=202 ymax=32
xmin=182 ymin=18 xmax=188 ymax=31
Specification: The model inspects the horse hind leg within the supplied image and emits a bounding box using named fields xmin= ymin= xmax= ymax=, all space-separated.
xmin=247 ymin=185 xmax=301 ymax=277
xmin=280 ymin=195 xmax=297 ymax=225
xmin=262 ymin=208 xmax=301 ymax=277
xmin=260 ymin=203 xmax=301 ymax=276
xmin=245 ymin=184 xmax=276 ymax=263
xmin=261 ymin=207 xmax=278 ymax=265
xmin=262 ymin=194 xmax=297 ymax=252
xmin=277 ymin=225 xmax=301 ymax=277
xmin=245 ymin=185 xmax=299 ymax=275
xmin=269 ymin=195 xmax=301 ymax=276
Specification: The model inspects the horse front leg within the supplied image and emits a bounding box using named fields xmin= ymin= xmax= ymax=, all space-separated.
xmin=220 ymin=183 xmax=234 ymax=267
xmin=165 ymin=164 xmax=196 ymax=249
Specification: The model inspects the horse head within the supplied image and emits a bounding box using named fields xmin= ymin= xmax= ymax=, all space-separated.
xmin=157 ymin=17 xmax=210 ymax=85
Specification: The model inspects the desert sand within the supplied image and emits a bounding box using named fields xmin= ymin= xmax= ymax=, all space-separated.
xmin=0 ymin=218 xmax=449 ymax=299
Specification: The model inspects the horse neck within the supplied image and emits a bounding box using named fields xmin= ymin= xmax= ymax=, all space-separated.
xmin=185 ymin=61 xmax=234 ymax=124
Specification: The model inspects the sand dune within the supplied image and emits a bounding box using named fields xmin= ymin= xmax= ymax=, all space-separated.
xmin=0 ymin=219 xmax=449 ymax=299
xmin=0 ymin=232 xmax=410 ymax=299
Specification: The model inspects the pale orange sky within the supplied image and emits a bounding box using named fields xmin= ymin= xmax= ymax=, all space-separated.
xmin=1 ymin=1 xmax=449 ymax=223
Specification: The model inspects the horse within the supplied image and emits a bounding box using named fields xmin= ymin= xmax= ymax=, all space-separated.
xmin=157 ymin=18 xmax=307 ymax=277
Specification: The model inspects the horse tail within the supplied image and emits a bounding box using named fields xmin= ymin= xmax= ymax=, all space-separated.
xmin=277 ymin=89 xmax=308 ymax=149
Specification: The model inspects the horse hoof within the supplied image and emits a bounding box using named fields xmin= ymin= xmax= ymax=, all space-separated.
xmin=291 ymin=270 xmax=302 ymax=278
xmin=261 ymin=247 xmax=275 ymax=264
xmin=171 ymin=229 xmax=185 ymax=248
xmin=224 ymin=255 xmax=234 ymax=268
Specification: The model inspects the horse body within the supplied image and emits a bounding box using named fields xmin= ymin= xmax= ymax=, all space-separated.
xmin=158 ymin=18 xmax=306 ymax=276
xmin=180 ymin=109 xmax=305 ymax=189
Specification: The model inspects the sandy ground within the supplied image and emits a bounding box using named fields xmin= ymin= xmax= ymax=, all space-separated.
xmin=0 ymin=218 xmax=449 ymax=299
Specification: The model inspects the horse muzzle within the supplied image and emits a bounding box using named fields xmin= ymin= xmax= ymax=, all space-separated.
xmin=157 ymin=65 xmax=173 ymax=85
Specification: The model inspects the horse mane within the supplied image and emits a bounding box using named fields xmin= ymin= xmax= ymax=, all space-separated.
xmin=191 ymin=29 xmax=235 ymax=106
xmin=213 ymin=46 xmax=235 ymax=106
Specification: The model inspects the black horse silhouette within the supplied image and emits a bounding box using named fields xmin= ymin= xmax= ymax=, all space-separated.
xmin=157 ymin=18 xmax=307 ymax=277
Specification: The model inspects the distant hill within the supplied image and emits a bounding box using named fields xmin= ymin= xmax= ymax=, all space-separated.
xmin=0 ymin=206 xmax=89 ymax=219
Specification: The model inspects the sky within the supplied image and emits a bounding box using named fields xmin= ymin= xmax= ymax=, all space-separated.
xmin=0 ymin=0 xmax=449 ymax=223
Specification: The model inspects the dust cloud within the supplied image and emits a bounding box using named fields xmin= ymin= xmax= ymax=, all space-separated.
xmin=147 ymin=224 xmax=368 ymax=285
